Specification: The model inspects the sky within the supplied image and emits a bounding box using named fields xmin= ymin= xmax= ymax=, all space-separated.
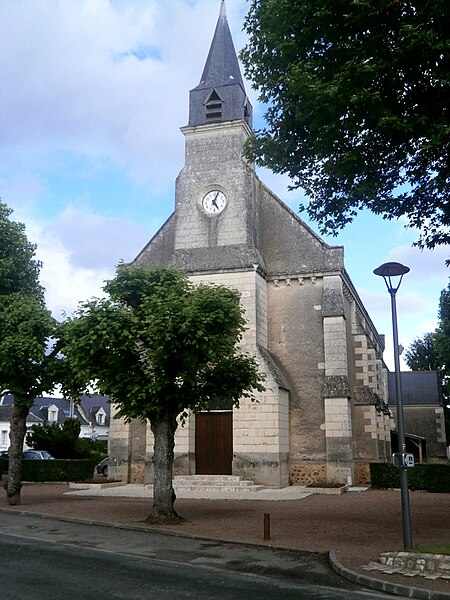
xmin=1 ymin=0 xmax=449 ymax=371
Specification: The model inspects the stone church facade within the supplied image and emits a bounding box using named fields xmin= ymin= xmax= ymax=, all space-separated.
xmin=109 ymin=1 xmax=392 ymax=487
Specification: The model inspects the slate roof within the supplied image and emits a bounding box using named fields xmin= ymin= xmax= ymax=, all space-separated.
xmin=388 ymin=371 xmax=442 ymax=406
xmin=188 ymin=1 xmax=252 ymax=127
xmin=0 ymin=404 xmax=41 ymax=424
xmin=194 ymin=1 xmax=244 ymax=91
xmin=0 ymin=394 xmax=110 ymax=426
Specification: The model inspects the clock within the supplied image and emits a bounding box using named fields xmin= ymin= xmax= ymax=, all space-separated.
xmin=202 ymin=190 xmax=227 ymax=215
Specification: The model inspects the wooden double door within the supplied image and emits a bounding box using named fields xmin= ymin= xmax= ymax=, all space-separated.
xmin=195 ymin=411 xmax=233 ymax=475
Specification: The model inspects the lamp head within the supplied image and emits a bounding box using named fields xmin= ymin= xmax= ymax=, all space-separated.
xmin=373 ymin=262 xmax=410 ymax=293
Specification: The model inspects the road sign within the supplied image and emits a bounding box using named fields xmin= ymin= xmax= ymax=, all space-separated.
xmin=392 ymin=453 xmax=415 ymax=468
xmin=402 ymin=453 xmax=415 ymax=468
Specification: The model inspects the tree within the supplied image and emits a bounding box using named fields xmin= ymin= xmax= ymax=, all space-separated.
xmin=404 ymin=333 xmax=439 ymax=372
xmin=0 ymin=202 xmax=43 ymax=297
xmin=435 ymin=283 xmax=450 ymax=403
xmin=405 ymin=281 xmax=450 ymax=438
xmin=241 ymin=1 xmax=450 ymax=253
xmin=27 ymin=418 xmax=81 ymax=459
xmin=0 ymin=202 xmax=60 ymax=505
xmin=0 ymin=293 xmax=60 ymax=504
xmin=61 ymin=265 xmax=264 ymax=524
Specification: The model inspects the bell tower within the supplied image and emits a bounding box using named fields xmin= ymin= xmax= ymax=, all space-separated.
xmin=171 ymin=0 xmax=263 ymax=272
xmin=134 ymin=1 xmax=291 ymax=488
xmin=188 ymin=0 xmax=252 ymax=128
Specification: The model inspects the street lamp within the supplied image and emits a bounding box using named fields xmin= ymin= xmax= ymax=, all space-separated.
xmin=373 ymin=261 xmax=413 ymax=551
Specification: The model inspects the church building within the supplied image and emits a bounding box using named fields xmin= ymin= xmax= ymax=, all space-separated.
xmin=109 ymin=1 xmax=392 ymax=487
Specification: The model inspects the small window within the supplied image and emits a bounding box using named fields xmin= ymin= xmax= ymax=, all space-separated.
xmin=49 ymin=409 xmax=57 ymax=422
xmin=206 ymin=90 xmax=222 ymax=121
xmin=1 ymin=430 xmax=8 ymax=447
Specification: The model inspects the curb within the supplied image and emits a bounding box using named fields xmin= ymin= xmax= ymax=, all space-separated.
xmin=0 ymin=506 xmax=446 ymax=598
xmin=329 ymin=550 xmax=450 ymax=600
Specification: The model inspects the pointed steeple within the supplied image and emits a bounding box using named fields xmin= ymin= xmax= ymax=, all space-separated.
xmin=188 ymin=1 xmax=252 ymax=127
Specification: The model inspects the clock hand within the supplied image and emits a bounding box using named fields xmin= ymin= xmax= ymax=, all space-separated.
xmin=212 ymin=192 xmax=219 ymax=208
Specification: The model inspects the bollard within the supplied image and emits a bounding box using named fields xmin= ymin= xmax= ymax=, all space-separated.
xmin=263 ymin=512 xmax=270 ymax=541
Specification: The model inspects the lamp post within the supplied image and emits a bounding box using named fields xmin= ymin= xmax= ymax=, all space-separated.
xmin=373 ymin=261 xmax=413 ymax=551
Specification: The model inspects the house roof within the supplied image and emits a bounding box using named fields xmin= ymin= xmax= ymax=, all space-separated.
xmin=388 ymin=371 xmax=442 ymax=406
xmin=0 ymin=404 xmax=41 ymax=424
xmin=0 ymin=394 xmax=110 ymax=426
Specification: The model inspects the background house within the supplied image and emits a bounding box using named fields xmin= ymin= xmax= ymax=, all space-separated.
xmin=0 ymin=394 xmax=110 ymax=452
xmin=388 ymin=371 xmax=447 ymax=462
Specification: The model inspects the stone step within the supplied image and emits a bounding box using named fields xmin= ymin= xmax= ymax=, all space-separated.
xmin=173 ymin=475 xmax=243 ymax=482
xmin=174 ymin=479 xmax=257 ymax=488
xmin=174 ymin=484 xmax=266 ymax=493
xmin=172 ymin=475 xmax=264 ymax=492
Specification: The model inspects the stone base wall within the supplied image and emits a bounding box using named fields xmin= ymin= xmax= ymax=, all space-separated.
xmin=233 ymin=452 xmax=289 ymax=487
xmin=354 ymin=461 xmax=371 ymax=485
xmin=129 ymin=461 xmax=145 ymax=483
xmin=289 ymin=463 xmax=326 ymax=486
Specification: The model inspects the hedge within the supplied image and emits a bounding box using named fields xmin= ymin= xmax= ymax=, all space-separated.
xmin=370 ymin=462 xmax=450 ymax=493
xmin=0 ymin=459 xmax=97 ymax=482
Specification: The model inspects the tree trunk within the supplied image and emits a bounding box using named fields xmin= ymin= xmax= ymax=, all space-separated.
xmin=146 ymin=413 xmax=182 ymax=524
xmin=6 ymin=403 xmax=29 ymax=506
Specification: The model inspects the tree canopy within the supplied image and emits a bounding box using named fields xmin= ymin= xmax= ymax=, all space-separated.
xmin=0 ymin=201 xmax=43 ymax=297
xmin=0 ymin=293 xmax=58 ymax=406
xmin=405 ymin=281 xmax=450 ymax=436
xmin=61 ymin=265 xmax=264 ymax=522
xmin=435 ymin=282 xmax=450 ymax=387
xmin=0 ymin=202 xmax=60 ymax=505
xmin=404 ymin=332 xmax=440 ymax=372
xmin=241 ymin=0 xmax=450 ymax=252
xmin=27 ymin=418 xmax=81 ymax=459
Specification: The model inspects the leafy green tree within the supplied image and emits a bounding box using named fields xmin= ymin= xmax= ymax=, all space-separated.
xmin=0 ymin=202 xmax=43 ymax=297
xmin=0 ymin=202 xmax=61 ymax=505
xmin=61 ymin=265 xmax=264 ymax=524
xmin=27 ymin=418 xmax=81 ymax=459
xmin=0 ymin=293 xmax=60 ymax=504
xmin=27 ymin=417 xmax=105 ymax=461
xmin=405 ymin=282 xmax=450 ymax=438
xmin=435 ymin=283 xmax=450 ymax=400
xmin=241 ymin=0 xmax=450 ymax=252
xmin=404 ymin=333 xmax=440 ymax=372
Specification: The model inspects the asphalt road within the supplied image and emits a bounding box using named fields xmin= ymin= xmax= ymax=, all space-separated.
xmin=0 ymin=513 xmax=410 ymax=599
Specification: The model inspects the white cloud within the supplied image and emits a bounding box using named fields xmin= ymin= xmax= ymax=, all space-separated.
xmin=386 ymin=244 xmax=450 ymax=285
xmin=45 ymin=205 xmax=150 ymax=269
xmin=0 ymin=0 xmax=447 ymax=376
xmin=0 ymin=0 xmax=250 ymax=192
xmin=20 ymin=205 xmax=152 ymax=318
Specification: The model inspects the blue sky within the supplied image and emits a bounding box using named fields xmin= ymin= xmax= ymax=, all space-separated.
xmin=1 ymin=0 xmax=448 ymax=370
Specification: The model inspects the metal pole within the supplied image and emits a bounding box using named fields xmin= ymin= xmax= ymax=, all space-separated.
xmin=264 ymin=513 xmax=271 ymax=541
xmin=390 ymin=288 xmax=413 ymax=550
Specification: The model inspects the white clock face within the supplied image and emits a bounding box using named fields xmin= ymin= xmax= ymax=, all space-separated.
xmin=202 ymin=190 xmax=227 ymax=215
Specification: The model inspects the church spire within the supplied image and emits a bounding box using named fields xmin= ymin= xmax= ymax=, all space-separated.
xmin=188 ymin=1 xmax=253 ymax=127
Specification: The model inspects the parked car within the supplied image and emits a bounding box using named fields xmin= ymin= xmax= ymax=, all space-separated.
xmin=22 ymin=450 xmax=54 ymax=460
xmin=96 ymin=457 xmax=108 ymax=477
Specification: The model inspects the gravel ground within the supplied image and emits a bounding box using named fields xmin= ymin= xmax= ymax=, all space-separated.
xmin=1 ymin=483 xmax=449 ymax=596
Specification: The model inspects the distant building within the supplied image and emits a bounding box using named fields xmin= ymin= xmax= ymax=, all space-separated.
xmin=0 ymin=395 xmax=110 ymax=451
xmin=388 ymin=371 xmax=447 ymax=462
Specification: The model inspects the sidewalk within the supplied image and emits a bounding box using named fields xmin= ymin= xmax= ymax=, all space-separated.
xmin=1 ymin=483 xmax=449 ymax=599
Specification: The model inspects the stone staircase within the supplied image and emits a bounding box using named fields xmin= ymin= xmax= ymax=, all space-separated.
xmin=172 ymin=475 xmax=265 ymax=493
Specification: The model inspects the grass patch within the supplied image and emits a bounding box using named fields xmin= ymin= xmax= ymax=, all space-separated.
xmin=413 ymin=544 xmax=450 ymax=555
